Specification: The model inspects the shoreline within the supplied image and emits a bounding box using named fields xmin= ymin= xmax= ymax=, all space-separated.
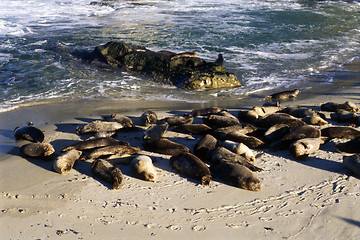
xmin=0 ymin=71 xmax=360 ymax=239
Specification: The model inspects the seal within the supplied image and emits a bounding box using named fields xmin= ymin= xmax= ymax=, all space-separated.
xmin=203 ymin=114 xmax=240 ymax=128
xmin=211 ymin=162 xmax=261 ymax=191
xmin=289 ymin=138 xmax=323 ymax=160
xmin=273 ymin=125 xmax=321 ymax=150
xmin=335 ymin=137 xmax=360 ymax=153
xmin=159 ymin=115 xmax=193 ymax=127
xmin=193 ymin=134 xmax=218 ymax=160
xmin=140 ymin=110 xmax=158 ymax=127
xmin=142 ymin=138 xmax=190 ymax=156
xmin=62 ymin=137 xmax=127 ymax=151
xmin=130 ymin=155 xmax=157 ymax=182
xmin=103 ymin=114 xmax=134 ymax=128
xmin=77 ymin=120 xmax=124 ymax=134
xmin=321 ymin=101 xmax=359 ymax=113
xmin=172 ymin=124 xmax=212 ymax=135
xmin=190 ymin=107 xmax=223 ymax=117
xmin=321 ymin=126 xmax=360 ymax=139
xmin=85 ymin=144 xmax=140 ymax=160
xmin=14 ymin=126 xmax=44 ymax=143
xmin=20 ymin=142 xmax=55 ymax=159
xmin=217 ymin=140 xmax=256 ymax=162
xmin=214 ymin=53 xmax=224 ymax=65
xmin=170 ymin=152 xmax=212 ymax=185
xmin=143 ymin=122 xmax=169 ymax=142
xmin=343 ymin=155 xmax=360 ymax=177
xmin=254 ymin=113 xmax=306 ymax=130
xmin=53 ymin=149 xmax=82 ymax=174
xmin=208 ymin=147 xmax=263 ymax=172
xmin=330 ymin=111 xmax=359 ymax=126
xmin=264 ymin=124 xmax=291 ymax=143
xmin=302 ymin=116 xmax=328 ymax=126
xmin=265 ymin=89 xmax=300 ymax=100
xmin=223 ymin=131 xmax=265 ymax=149
xmin=91 ymin=159 xmax=123 ymax=190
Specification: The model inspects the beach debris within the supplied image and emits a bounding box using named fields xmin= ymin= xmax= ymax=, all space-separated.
xmin=130 ymin=155 xmax=158 ymax=182
xmin=211 ymin=162 xmax=261 ymax=191
xmin=53 ymin=149 xmax=82 ymax=174
xmin=170 ymin=152 xmax=212 ymax=186
xmin=14 ymin=126 xmax=44 ymax=143
xmin=265 ymin=89 xmax=300 ymax=101
xmin=343 ymin=155 xmax=360 ymax=177
xmin=91 ymin=159 xmax=123 ymax=190
xmin=20 ymin=143 xmax=55 ymax=159
xmin=76 ymin=120 xmax=124 ymax=134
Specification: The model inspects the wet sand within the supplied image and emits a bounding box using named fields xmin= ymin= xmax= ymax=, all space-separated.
xmin=0 ymin=70 xmax=359 ymax=239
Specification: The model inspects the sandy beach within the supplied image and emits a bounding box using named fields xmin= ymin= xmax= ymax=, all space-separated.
xmin=1 ymin=72 xmax=360 ymax=239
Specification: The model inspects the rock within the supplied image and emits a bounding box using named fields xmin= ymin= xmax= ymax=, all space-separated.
xmin=86 ymin=41 xmax=240 ymax=90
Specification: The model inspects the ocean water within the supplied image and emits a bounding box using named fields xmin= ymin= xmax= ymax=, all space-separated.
xmin=1 ymin=0 xmax=359 ymax=112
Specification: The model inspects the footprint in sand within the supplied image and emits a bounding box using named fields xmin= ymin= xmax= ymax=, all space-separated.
xmin=192 ymin=225 xmax=207 ymax=231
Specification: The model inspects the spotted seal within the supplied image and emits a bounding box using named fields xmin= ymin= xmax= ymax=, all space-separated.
xmin=130 ymin=155 xmax=157 ymax=182
xmin=91 ymin=159 xmax=123 ymax=190
xmin=53 ymin=149 xmax=82 ymax=174
xmin=170 ymin=152 xmax=212 ymax=185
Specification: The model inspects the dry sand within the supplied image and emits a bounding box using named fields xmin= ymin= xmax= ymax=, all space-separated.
xmin=1 ymin=78 xmax=360 ymax=239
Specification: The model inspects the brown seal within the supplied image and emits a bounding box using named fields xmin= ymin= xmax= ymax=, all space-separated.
xmin=85 ymin=144 xmax=140 ymax=160
xmin=223 ymin=131 xmax=265 ymax=149
xmin=193 ymin=134 xmax=218 ymax=160
xmin=321 ymin=101 xmax=359 ymax=113
xmin=321 ymin=126 xmax=360 ymax=139
xmin=103 ymin=114 xmax=134 ymax=128
xmin=53 ymin=149 xmax=82 ymax=174
xmin=14 ymin=126 xmax=44 ymax=143
xmin=142 ymin=138 xmax=190 ymax=156
xmin=159 ymin=115 xmax=193 ymax=127
xmin=172 ymin=124 xmax=212 ymax=135
xmin=335 ymin=137 xmax=360 ymax=154
xmin=209 ymin=147 xmax=263 ymax=172
xmin=62 ymin=137 xmax=127 ymax=151
xmin=20 ymin=143 xmax=55 ymax=159
xmin=343 ymin=155 xmax=360 ymax=177
xmin=217 ymin=140 xmax=256 ymax=162
xmin=302 ymin=116 xmax=328 ymax=126
xmin=170 ymin=52 xmax=197 ymax=61
xmin=203 ymin=114 xmax=240 ymax=128
xmin=211 ymin=162 xmax=261 ymax=191
xmin=254 ymin=113 xmax=306 ymax=130
xmin=170 ymin=152 xmax=212 ymax=185
xmin=91 ymin=159 xmax=123 ymax=190
xmin=330 ymin=111 xmax=359 ymax=126
xmin=265 ymin=89 xmax=300 ymax=100
xmin=190 ymin=107 xmax=223 ymax=117
xmin=130 ymin=155 xmax=157 ymax=182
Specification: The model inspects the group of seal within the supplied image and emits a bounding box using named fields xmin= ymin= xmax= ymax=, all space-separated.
xmin=13 ymin=91 xmax=360 ymax=192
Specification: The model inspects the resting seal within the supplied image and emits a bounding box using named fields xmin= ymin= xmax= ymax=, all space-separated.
xmin=143 ymin=123 xmax=169 ymax=142
xmin=211 ymin=162 xmax=261 ymax=191
xmin=140 ymin=110 xmax=158 ymax=127
xmin=203 ymin=114 xmax=240 ymax=128
xmin=335 ymin=137 xmax=360 ymax=153
xmin=321 ymin=126 xmax=360 ymax=140
xmin=130 ymin=155 xmax=157 ymax=182
xmin=190 ymin=107 xmax=223 ymax=117
xmin=14 ymin=126 xmax=44 ymax=143
xmin=170 ymin=152 xmax=212 ymax=185
xmin=53 ymin=149 xmax=82 ymax=174
xmin=217 ymin=140 xmax=255 ymax=162
xmin=289 ymin=138 xmax=323 ymax=160
xmin=343 ymin=155 xmax=360 ymax=177
xmin=103 ymin=114 xmax=134 ymax=128
xmin=20 ymin=143 xmax=55 ymax=159
xmin=142 ymin=138 xmax=190 ymax=156
xmin=77 ymin=120 xmax=124 ymax=134
xmin=91 ymin=159 xmax=123 ymax=190
xmin=85 ymin=144 xmax=140 ymax=160
xmin=62 ymin=137 xmax=127 ymax=151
